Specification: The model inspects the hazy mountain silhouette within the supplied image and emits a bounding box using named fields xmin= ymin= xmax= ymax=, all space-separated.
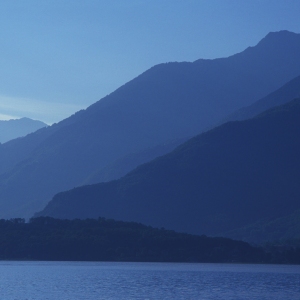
xmin=222 ymin=74 xmax=300 ymax=123
xmin=1 ymin=30 xmax=300 ymax=218
xmin=0 ymin=118 xmax=46 ymax=143
xmin=82 ymin=74 xmax=300 ymax=185
xmin=36 ymin=98 xmax=300 ymax=240
xmin=84 ymin=137 xmax=189 ymax=184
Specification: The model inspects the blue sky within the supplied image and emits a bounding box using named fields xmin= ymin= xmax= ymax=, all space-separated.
xmin=0 ymin=0 xmax=300 ymax=124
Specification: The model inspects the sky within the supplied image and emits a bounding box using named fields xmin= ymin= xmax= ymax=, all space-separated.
xmin=0 ymin=0 xmax=300 ymax=124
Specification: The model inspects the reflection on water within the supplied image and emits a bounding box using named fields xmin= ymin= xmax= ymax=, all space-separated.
xmin=0 ymin=262 xmax=299 ymax=299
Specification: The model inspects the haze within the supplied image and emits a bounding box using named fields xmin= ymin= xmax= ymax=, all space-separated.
xmin=0 ymin=0 xmax=299 ymax=124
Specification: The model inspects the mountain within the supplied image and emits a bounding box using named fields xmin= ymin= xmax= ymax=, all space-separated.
xmin=36 ymin=98 xmax=300 ymax=240
xmin=84 ymin=137 xmax=189 ymax=184
xmin=0 ymin=118 xmax=46 ymax=143
xmin=71 ymin=72 xmax=300 ymax=186
xmin=222 ymin=74 xmax=300 ymax=123
xmin=1 ymin=30 xmax=300 ymax=219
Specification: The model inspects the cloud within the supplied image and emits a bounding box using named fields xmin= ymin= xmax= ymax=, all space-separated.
xmin=0 ymin=95 xmax=84 ymax=124
xmin=0 ymin=113 xmax=19 ymax=120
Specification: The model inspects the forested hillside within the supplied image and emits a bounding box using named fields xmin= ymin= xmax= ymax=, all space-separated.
xmin=0 ymin=217 xmax=267 ymax=263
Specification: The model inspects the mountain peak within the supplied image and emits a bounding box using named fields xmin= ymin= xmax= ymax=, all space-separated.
xmin=257 ymin=30 xmax=300 ymax=47
xmin=265 ymin=30 xmax=298 ymax=37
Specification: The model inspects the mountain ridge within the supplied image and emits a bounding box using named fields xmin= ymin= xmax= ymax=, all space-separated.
xmin=1 ymin=30 xmax=300 ymax=218
xmin=0 ymin=117 xmax=47 ymax=144
xmin=222 ymin=74 xmax=300 ymax=123
xmin=36 ymin=98 xmax=300 ymax=242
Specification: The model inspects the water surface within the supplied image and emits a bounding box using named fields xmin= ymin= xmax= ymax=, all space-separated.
xmin=0 ymin=261 xmax=299 ymax=299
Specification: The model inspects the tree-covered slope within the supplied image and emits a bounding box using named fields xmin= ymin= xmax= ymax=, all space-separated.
xmin=37 ymin=98 xmax=300 ymax=239
xmin=0 ymin=217 xmax=267 ymax=263
xmin=1 ymin=31 xmax=300 ymax=219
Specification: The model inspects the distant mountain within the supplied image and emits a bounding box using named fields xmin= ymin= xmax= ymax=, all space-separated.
xmin=84 ymin=137 xmax=189 ymax=184
xmin=1 ymin=30 xmax=300 ymax=219
xmin=0 ymin=118 xmax=46 ymax=143
xmin=36 ymin=98 xmax=300 ymax=241
xmin=222 ymin=74 xmax=300 ymax=123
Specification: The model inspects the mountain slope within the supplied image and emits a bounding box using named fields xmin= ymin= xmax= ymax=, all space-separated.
xmin=1 ymin=30 xmax=300 ymax=218
xmin=84 ymin=137 xmax=189 ymax=184
xmin=37 ymin=98 xmax=300 ymax=238
xmin=0 ymin=118 xmax=46 ymax=143
xmin=223 ymin=74 xmax=300 ymax=123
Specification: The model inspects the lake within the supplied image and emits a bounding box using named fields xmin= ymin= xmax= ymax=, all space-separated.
xmin=0 ymin=261 xmax=299 ymax=299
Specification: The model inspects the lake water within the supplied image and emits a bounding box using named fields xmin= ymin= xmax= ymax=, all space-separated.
xmin=0 ymin=262 xmax=299 ymax=299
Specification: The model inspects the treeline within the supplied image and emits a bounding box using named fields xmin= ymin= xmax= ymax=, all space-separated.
xmin=0 ymin=217 xmax=268 ymax=263
xmin=263 ymin=240 xmax=300 ymax=264
xmin=0 ymin=217 xmax=299 ymax=263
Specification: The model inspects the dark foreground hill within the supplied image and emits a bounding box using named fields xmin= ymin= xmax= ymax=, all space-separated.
xmin=37 ymin=98 xmax=300 ymax=242
xmin=1 ymin=31 xmax=300 ymax=219
xmin=0 ymin=118 xmax=46 ymax=143
xmin=0 ymin=217 xmax=267 ymax=263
